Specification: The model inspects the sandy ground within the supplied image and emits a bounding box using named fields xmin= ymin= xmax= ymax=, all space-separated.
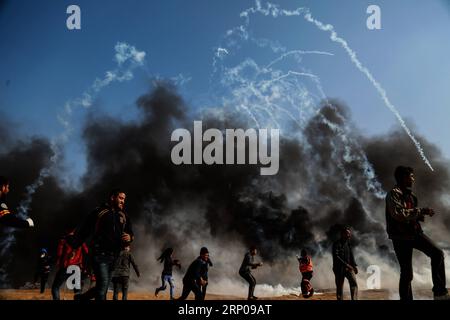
xmin=0 ymin=288 xmax=434 ymax=300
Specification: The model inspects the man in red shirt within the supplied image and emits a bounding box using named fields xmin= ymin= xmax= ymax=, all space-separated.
xmin=51 ymin=230 xmax=89 ymax=300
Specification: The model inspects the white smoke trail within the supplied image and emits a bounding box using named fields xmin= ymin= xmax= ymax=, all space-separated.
xmin=265 ymin=50 xmax=334 ymax=69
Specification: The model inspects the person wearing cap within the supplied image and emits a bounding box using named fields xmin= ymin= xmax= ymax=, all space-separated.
xmin=177 ymin=247 xmax=210 ymax=300
xmin=239 ymin=245 xmax=263 ymax=300
xmin=0 ymin=176 xmax=34 ymax=228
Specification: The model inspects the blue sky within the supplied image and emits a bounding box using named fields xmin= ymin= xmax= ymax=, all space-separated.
xmin=1 ymin=0 xmax=450 ymax=181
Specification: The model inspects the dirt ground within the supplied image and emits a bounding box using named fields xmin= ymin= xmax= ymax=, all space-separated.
xmin=0 ymin=288 xmax=433 ymax=300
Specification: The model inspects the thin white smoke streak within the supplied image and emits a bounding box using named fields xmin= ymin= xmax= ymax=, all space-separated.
xmin=265 ymin=50 xmax=334 ymax=69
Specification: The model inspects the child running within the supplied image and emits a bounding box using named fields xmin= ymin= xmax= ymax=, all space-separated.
xmin=155 ymin=247 xmax=181 ymax=300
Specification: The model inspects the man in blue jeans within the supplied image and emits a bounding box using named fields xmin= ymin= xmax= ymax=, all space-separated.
xmin=71 ymin=189 xmax=134 ymax=300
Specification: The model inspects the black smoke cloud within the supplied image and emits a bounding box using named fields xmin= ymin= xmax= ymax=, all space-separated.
xmin=1 ymin=84 xmax=449 ymax=288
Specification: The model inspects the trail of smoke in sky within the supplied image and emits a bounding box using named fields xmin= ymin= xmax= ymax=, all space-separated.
xmin=235 ymin=0 xmax=433 ymax=171
xmin=16 ymin=42 xmax=146 ymax=219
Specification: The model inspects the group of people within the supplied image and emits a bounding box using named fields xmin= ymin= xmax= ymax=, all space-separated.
xmin=1 ymin=164 xmax=449 ymax=300
xmin=153 ymin=245 xmax=262 ymax=300
xmin=31 ymin=190 xmax=141 ymax=300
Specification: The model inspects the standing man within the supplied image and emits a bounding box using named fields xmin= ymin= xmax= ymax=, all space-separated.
xmin=386 ymin=166 xmax=449 ymax=300
xmin=177 ymin=247 xmax=210 ymax=301
xmin=71 ymin=189 xmax=134 ymax=300
xmin=0 ymin=176 xmax=34 ymax=228
xmin=239 ymin=246 xmax=263 ymax=300
xmin=332 ymin=226 xmax=358 ymax=300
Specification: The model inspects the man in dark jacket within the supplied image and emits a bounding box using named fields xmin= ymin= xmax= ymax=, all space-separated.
xmin=386 ymin=166 xmax=448 ymax=300
xmin=0 ymin=176 xmax=34 ymax=228
xmin=200 ymin=255 xmax=213 ymax=300
xmin=239 ymin=246 xmax=263 ymax=300
xmin=71 ymin=189 xmax=134 ymax=300
xmin=111 ymin=245 xmax=140 ymax=300
xmin=332 ymin=226 xmax=358 ymax=300
xmin=177 ymin=247 xmax=210 ymax=301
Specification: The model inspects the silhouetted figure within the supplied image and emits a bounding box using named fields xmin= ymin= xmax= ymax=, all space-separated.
xmin=0 ymin=176 xmax=34 ymax=228
xmin=332 ymin=226 xmax=358 ymax=300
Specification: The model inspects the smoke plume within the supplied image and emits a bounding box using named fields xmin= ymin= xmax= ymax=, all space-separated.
xmin=1 ymin=83 xmax=449 ymax=299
